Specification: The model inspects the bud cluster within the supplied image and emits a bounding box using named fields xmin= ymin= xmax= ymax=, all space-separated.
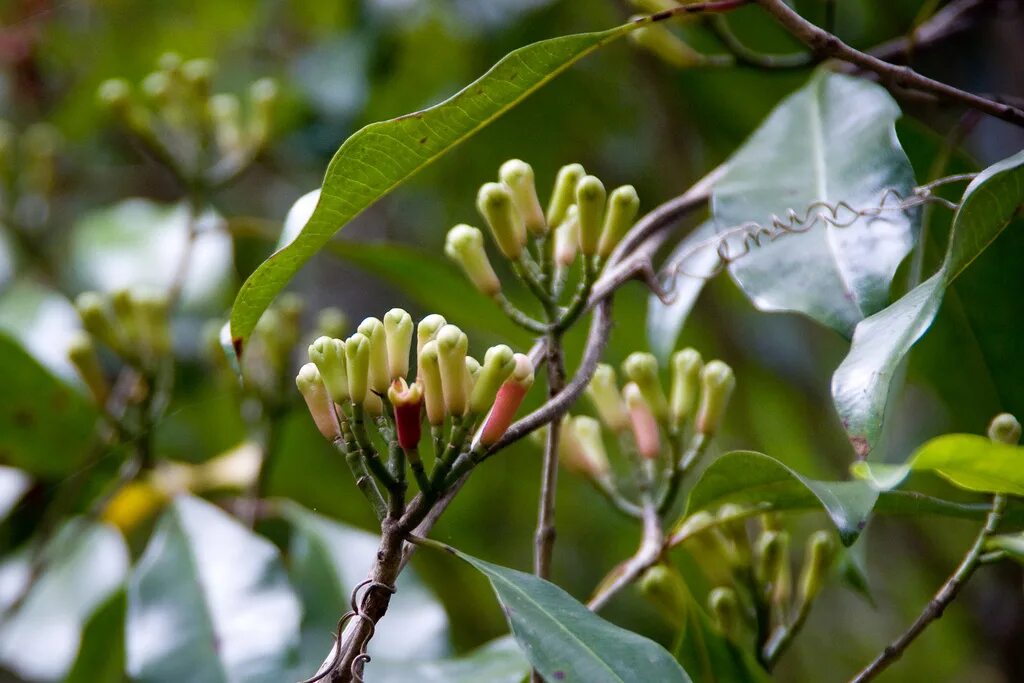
xmin=296 ymin=308 xmax=534 ymax=510
xmin=445 ymin=159 xmax=639 ymax=330
xmin=665 ymin=509 xmax=837 ymax=653
xmin=98 ymin=53 xmax=279 ymax=186
xmin=70 ymin=288 xmax=173 ymax=404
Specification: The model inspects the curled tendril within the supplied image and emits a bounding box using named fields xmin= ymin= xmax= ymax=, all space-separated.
xmin=297 ymin=578 xmax=396 ymax=683
xmin=655 ymin=173 xmax=975 ymax=304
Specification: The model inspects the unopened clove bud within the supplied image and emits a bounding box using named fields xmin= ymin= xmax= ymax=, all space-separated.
xmin=708 ymin=587 xmax=742 ymax=641
xmin=75 ymin=292 xmax=121 ymax=352
xmin=757 ymin=530 xmax=790 ymax=605
xmin=464 ymin=355 xmax=481 ymax=397
xmin=418 ymin=341 xmax=446 ymax=426
xmin=344 ymin=333 xmax=370 ymax=405
xmin=624 ymin=382 xmax=660 ymax=459
xmin=575 ymin=175 xmax=606 ymax=256
xmin=554 ymin=206 xmax=580 ymax=267
xmin=639 ymin=565 xmax=689 ymax=628
xmin=546 ymin=163 xmax=585 ymax=229
xmin=296 ymin=363 xmax=340 ymax=440
xmin=309 ymin=336 xmax=348 ymax=403
xmin=436 ymin=325 xmax=469 ymax=417
xmin=587 ymin=364 xmax=629 ymax=433
xmin=717 ymin=504 xmax=751 ymax=567
xmin=669 ymin=348 xmax=703 ymax=429
xmin=68 ymin=331 xmax=108 ymax=405
xmin=388 ymin=378 xmax=424 ymax=450
xmin=478 ymin=353 xmax=534 ymax=446
xmin=988 ymin=412 xmax=1021 ymax=445
xmin=357 ymin=317 xmax=389 ymax=395
xmin=598 ymin=185 xmax=639 ymax=258
xmin=477 ymin=182 xmax=525 ymax=259
xmin=500 ymin=159 xmax=546 ymax=236
xmin=416 ymin=314 xmax=447 ymax=362
xmin=445 ymin=225 xmax=501 ymax=296
xmin=568 ymin=416 xmax=611 ymax=479
xmin=798 ymin=531 xmax=836 ymax=606
xmin=383 ymin=308 xmax=414 ymax=381
xmin=696 ymin=360 xmax=735 ymax=436
xmin=470 ymin=345 xmax=516 ymax=415
xmin=623 ymin=352 xmax=669 ymax=422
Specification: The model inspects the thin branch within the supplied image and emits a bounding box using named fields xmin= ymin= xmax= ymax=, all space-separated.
xmin=754 ymin=0 xmax=1024 ymax=127
xmin=534 ymin=333 xmax=565 ymax=581
xmin=851 ymin=494 xmax=1007 ymax=682
xmin=587 ymin=495 xmax=664 ymax=612
xmin=864 ymin=0 xmax=989 ymax=66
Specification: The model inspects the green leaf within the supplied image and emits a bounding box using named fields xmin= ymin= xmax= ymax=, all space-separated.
xmin=0 ymin=333 xmax=98 ymax=477
xmin=0 ymin=279 xmax=83 ymax=382
xmin=711 ymin=70 xmax=917 ymax=336
xmin=65 ymin=589 xmax=127 ymax=683
xmin=906 ymin=434 xmax=1024 ymax=495
xmin=684 ymin=451 xmax=878 ymax=546
xmin=127 ymin=495 xmax=301 ymax=683
xmin=281 ymin=503 xmax=449 ymax=674
xmin=441 ymin=548 xmax=691 ymax=683
xmin=0 ymin=466 xmax=30 ymax=523
xmin=0 ymin=520 xmax=128 ymax=680
xmin=647 ymin=221 xmax=719 ymax=362
xmin=832 ymin=150 xmax=1024 ymax=459
xmin=227 ymin=24 xmax=632 ymax=353
xmin=370 ymin=635 xmax=530 ymax=683
xmin=986 ymin=533 xmax=1024 ymax=563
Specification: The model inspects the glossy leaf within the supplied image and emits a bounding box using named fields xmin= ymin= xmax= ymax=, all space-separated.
xmin=833 ymin=150 xmax=1024 ymax=459
xmin=371 ymin=635 xmax=530 ymax=683
xmin=0 ymin=466 xmax=30 ymax=523
xmin=281 ymin=503 xmax=449 ymax=674
xmin=0 ymin=520 xmax=128 ymax=680
xmin=127 ymin=495 xmax=302 ymax=683
xmin=685 ymin=451 xmax=878 ymax=546
xmin=647 ymin=221 xmax=720 ymax=362
xmin=907 ymin=434 xmax=1024 ymax=495
xmin=448 ymin=548 xmax=691 ymax=683
xmin=65 ymin=590 xmax=127 ymax=683
xmin=227 ymin=24 xmax=632 ymax=353
xmin=0 ymin=332 xmax=98 ymax=476
xmin=712 ymin=70 xmax=917 ymax=336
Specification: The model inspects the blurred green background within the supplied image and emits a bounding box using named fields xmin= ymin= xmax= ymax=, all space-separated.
xmin=1 ymin=0 xmax=1023 ymax=680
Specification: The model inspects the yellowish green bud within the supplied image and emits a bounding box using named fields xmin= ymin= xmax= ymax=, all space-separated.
xmin=757 ymin=530 xmax=791 ymax=605
xmin=554 ymin=206 xmax=580 ymax=268
xmin=639 ymin=565 xmax=689 ymax=628
xmin=717 ymin=504 xmax=751 ymax=567
xmin=418 ymin=341 xmax=446 ymax=425
xmin=629 ymin=23 xmax=707 ymax=68
xmin=436 ymin=324 xmax=469 ymax=416
xmin=210 ymin=93 xmax=243 ymax=153
xmin=142 ymin=71 xmax=172 ymax=103
xmin=586 ymin=363 xmax=629 ymax=432
xmin=157 ymin=52 xmax=183 ymax=73
xmin=416 ymin=314 xmax=447 ymax=362
xmin=357 ymin=317 xmax=389 ymax=394
xmin=575 ymin=175 xmax=606 ymax=256
xmin=464 ymin=355 xmax=481 ymax=398
xmin=309 ymin=336 xmax=348 ymax=403
xmin=669 ymin=348 xmax=703 ymax=428
xmin=344 ymin=333 xmax=370 ymax=404
xmin=383 ymin=308 xmax=414 ymax=381
xmin=622 ymin=352 xmax=669 ymax=421
xmin=477 ymin=182 xmax=525 ymax=259
xmin=296 ymin=363 xmax=340 ymax=441
xmin=470 ymin=344 xmax=516 ymax=415
xmin=75 ymin=292 xmax=121 ymax=351
xmin=696 ymin=360 xmax=735 ymax=436
xmin=598 ymin=185 xmax=639 ymax=258
xmin=798 ymin=530 xmax=836 ymax=606
xmin=182 ymin=59 xmax=214 ymax=92
xmin=68 ymin=331 xmax=109 ymax=405
xmin=500 ymin=159 xmax=546 ymax=236
xmin=570 ymin=416 xmax=611 ymax=479
xmin=546 ymin=163 xmax=585 ymax=228
xmin=445 ymin=224 xmax=501 ymax=296
xmin=988 ymin=412 xmax=1021 ymax=445
xmin=708 ymin=587 xmax=742 ymax=641
xmin=97 ymin=79 xmax=132 ymax=111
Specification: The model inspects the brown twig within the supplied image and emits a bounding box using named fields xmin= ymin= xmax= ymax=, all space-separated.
xmin=754 ymin=0 xmax=1024 ymax=127
xmin=534 ymin=334 xmax=565 ymax=581
xmin=850 ymin=494 xmax=1007 ymax=682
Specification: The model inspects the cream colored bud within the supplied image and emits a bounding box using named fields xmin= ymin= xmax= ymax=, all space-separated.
xmin=309 ymin=336 xmax=348 ymax=403
xmin=696 ymin=360 xmax=735 ymax=436
xmin=622 ymin=352 xmax=669 ymax=421
xmin=445 ymin=225 xmax=501 ymax=296
xmin=416 ymin=314 xmax=447 ymax=362
xmin=669 ymin=348 xmax=703 ymax=428
xmin=571 ymin=416 xmax=611 ymax=478
xmin=470 ymin=345 xmax=516 ymax=415
xmin=436 ymin=325 xmax=469 ymax=416
xmin=586 ymin=363 xmax=629 ymax=432
xmin=296 ymin=363 xmax=340 ymax=441
xmin=383 ymin=308 xmax=414 ymax=381
xmin=357 ymin=317 xmax=389 ymax=394
xmin=418 ymin=341 xmax=446 ymax=426
xmin=988 ymin=413 xmax=1022 ymax=445
xmin=344 ymin=333 xmax=370 ymax=404
xmin=500 ymin=159 xmax=546 ymax=235
xmin=554 ymin=206 xmax=580 ymax=267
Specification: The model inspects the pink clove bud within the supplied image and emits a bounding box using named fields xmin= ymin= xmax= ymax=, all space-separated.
xmin=624 ymin=382 xmax=660 ymax=459
xmin=478 ymin=353 xmax=534 ymax=447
